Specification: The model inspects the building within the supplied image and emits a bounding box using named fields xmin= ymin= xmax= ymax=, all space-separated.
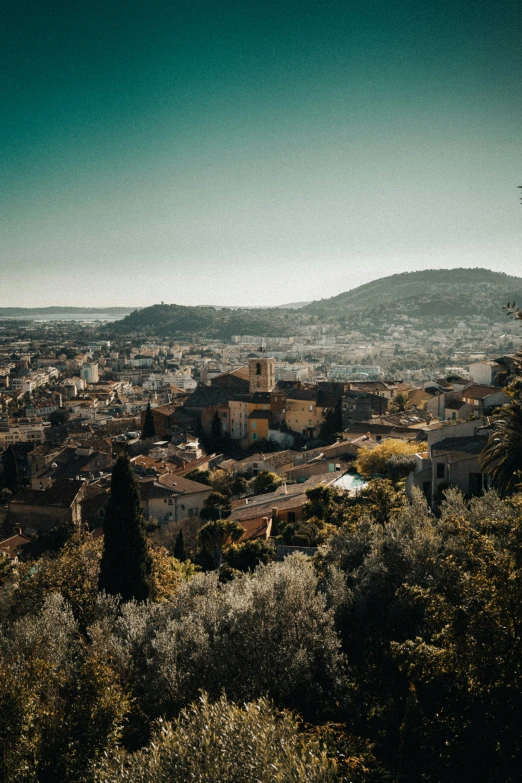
xmin=342 ymin=389 xmax=388 ymax=425
xmin=460 ymin=385 xmax=509 ymax=415
xmin=81 ymin=363 xmax=100 ymax=384
xmin=284 ymin=388 xmax=324 ymax=439
xmin=406 ymin=419 xmax=491 ymax=508
xmin=140 ymin=402 xmax=195 ymax=439
xmin=468 ymin=360 xmax=502 ymax=386
xmin=7 ymin=479 xmax=86 ymax=535
xmin=248 ymin=357 xmax=275 ymax=394
xmin=144 ymin=473 xmax=211 ymax=524
xmin=0 ymin=418 xmax=48 ymax=448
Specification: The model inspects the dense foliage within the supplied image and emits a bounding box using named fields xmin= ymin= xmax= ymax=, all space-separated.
xmin=3 ymin=473 xmax=522 ymax=779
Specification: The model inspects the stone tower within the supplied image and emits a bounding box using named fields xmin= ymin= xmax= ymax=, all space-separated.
xmin=248 ymin=357 xmax=275 ymax=393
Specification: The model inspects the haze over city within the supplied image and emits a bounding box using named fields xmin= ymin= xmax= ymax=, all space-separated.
xmin=2 ymin=0 xmax=520 ymax=307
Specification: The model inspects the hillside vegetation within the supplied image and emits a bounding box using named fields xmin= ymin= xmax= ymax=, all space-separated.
xmin=304 ymin=268 xmax=522 ymax=319
xmin=105 ymin=268 xmax=522 ymax=338
xmin=107 ymin=303 xmax=295 ymax=339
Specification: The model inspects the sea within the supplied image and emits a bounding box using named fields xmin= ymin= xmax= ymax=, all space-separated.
xmin=0 ymin=313 xmax=129 ymax=323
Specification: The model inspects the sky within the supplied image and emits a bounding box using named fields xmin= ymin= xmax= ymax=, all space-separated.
xmin=1 ymin=0 xmax=521 ymax=307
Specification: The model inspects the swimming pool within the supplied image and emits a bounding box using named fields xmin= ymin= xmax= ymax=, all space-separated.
xmin=333 ymin=473 xmax=368 ymax=492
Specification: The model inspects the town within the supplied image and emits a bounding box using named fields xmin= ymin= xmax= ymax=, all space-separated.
xmin=1 ymin=300 xmax=519 ymax=554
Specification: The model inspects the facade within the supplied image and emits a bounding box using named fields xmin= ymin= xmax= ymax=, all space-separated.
xmin=406 ymin=420 xmax=491 ymax=508
xmin=0 ymin=418 xmax=48 ymax=447
xmin=468 ymin=361 xmax=501 ymax=386
xmin=7 ymin=479 xmax=86 ymax=535
xmin=284 ymin=389 xmax=324 ymax=438
xmin=342 ymin=389 xmax=388 ymax=425
xmin=248 ymin=357 xmax=275 ymax=394
xmin=460 ymin=385 xmax=509 ymax=415
xmin=248 ymin=409 xmax=271 ymax=443
xmin=153 ymin=474 xmax=211 ymax=524
xmin=81 ymin=363 xmax=100 ymax=384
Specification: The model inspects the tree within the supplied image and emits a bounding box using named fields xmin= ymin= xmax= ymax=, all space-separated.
xmin=224 ymin=539 xmax=275 ymax=571
xmin=355 ymin=438 xmax=424 ymax=479
xmin=1 ymin=445 xmax=22 ymax=493
xmin=198 ymin=518 xmax=243 ymax=568
xmin=98 ymin=453 xmax=152 ymax=601
xmin=389 ymin=392 xmax=409 ymax=413
xmin=141 ymin=402 xmax=156 ymax=440
xmin=200 ymin=491 xmax=232 ymax=521
xmin=96 ymin=694 xmax=337 ymax=783
xmin=49 ymin=409 xmax=70 ymax=427
xmin=479 ymin=397 xmax=522 ymax=496
xmin=251 ymin=471 xmax=282 ymax=495
xmin=185 ymin=468 xmax=212 ymax=485
xmin=319 ymin=400 xmax=343 ymax=442
xmin=173 ymin=529 xmax=186 ymax=561
xmin=211 ymin=410 xmax=222 ymax=443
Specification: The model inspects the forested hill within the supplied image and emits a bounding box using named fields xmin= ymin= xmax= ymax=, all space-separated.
xmin=106 ymin=303 xmax=296 ymax=340
xmin=304 ymin=268 xmax=522 ymax=319
xmin=105 ymin=268 xmax=522 ymax=338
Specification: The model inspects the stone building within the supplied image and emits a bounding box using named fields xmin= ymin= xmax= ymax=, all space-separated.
xmin=7 ymin=479 xmax=86 ymax=535
xmin=248 ymin=357 xmax=275 ymax=394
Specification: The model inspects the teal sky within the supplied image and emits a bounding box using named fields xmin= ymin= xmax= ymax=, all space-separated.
xmin=1 ymin=0 xmax=521 ymax=307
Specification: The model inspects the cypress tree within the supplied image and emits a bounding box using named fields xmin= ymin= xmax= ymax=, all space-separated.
xmin=2 ymin=446 xmax=22 ymax=493
xmin=141 ymin=402 xmax=156 ymax=440
xmin=98 ymin=453 xmax=152 ymax=601
xmin=173 ymin=529 xmax=186 ymax=561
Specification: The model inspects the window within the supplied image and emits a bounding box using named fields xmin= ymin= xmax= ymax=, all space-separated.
xmin=309 ymin=404 xmax=313 ymax=411
xmin=221 ymin=412 xmax=227 ymax=418
xmin=252 ymin=432 xmax=258 ymax=440
xmin=436 ymin=463 xmax=445 ymax=479
xmin=252 ymin=421 xmax=257 ymax=429
xmin=168 ymin=499 xmax=173 ymax=505
xmin=256 ymin=363 xmax=261 ymax=375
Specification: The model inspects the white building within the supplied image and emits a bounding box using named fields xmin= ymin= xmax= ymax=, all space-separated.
xmin=468 ymin=360 xmax=501 ymax=386
xmin=0 ymin=419 xmax=48 ymax=447
xmin=81 ymin=363 xmax=100 ymax=384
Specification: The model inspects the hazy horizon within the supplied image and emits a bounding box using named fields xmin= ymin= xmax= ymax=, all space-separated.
xmin=2 ymin=1 xmax=520 ymax=307
xmin=1 ymin=264 xmax=522 ymax=312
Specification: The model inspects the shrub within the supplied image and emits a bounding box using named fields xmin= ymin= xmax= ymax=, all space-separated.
xmin=95 ymin=694 xmax=337 ymax=783
xmin=355 ymin=439 xmax=423 ymax=479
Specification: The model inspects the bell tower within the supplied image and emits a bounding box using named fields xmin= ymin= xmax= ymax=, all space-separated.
xmin=248 ymin=357 xmax=275 ymax=393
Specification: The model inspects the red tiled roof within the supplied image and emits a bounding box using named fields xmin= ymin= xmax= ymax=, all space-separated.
xmin=239 ymin=516 xmax=271 ymax=541
xmin=158 ymin=473 xmax=211 ymax=495
xmin=0 ymin=534 xmax=31 ymax=559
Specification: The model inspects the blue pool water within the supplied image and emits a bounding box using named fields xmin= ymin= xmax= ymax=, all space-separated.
xmin=333 ymin=473 xmax=368 ymax=492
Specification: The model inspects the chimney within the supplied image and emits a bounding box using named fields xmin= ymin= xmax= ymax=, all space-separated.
xmin=271 ymin=506 xmax=278 ymax=522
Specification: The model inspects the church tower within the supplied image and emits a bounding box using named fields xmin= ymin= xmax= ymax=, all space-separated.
xmin=248 ymin=357 xmax=275 ymax=393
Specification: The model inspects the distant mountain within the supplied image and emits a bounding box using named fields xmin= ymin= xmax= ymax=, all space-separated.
xmin=303 ymin=268 xmax=522 ymax=321
xmin=275 ymin=301 xmax=311 ymax=309
xmin=102 ymin=268 xmax=522 ymax=339
xmin=0 ymin=306 xmax=135 ymax=316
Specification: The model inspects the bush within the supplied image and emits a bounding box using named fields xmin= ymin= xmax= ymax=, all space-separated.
xmin=96 ymin=694 xmax=337 ymax=782
xmin=355 ymin=439 xmax=423 ymax=479
xmin=90 ymin=556 xmax=346 ymax=722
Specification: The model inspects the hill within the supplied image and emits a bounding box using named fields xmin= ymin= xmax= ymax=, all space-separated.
xmin=103 ymin=268 xmax=522 ymax=339
xmin=106 ymin=303 xmax=296 ymax=340
xmin=303 ymin=268 xmax=522 ymax=321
